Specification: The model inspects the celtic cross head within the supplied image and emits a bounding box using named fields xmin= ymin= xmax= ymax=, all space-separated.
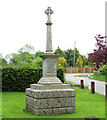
xmin=45 ymin=7 xmax=54 ymax=22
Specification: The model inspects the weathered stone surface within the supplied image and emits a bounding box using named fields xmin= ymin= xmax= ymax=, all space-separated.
xmin=38 ymin=53 xmax=62 ymax=85
xmin=26 ymin=96 xmax=75 ymax=109
xmin=38 ymin=77 xmax=62 ymax=85
xmin=26 ymin=87 xmax=76 ymax=115
xmin=26 ymin=88 xmax=76 ymax=99
xmin=30 ymin=84 xmax=71 ymax=90
xmin=42 ymin=56 xmax=57 ymax=77
xmin=26 ymin=104 xmax=75 ymax=115
xmin=45 ymin=7 xmax=53 ymax=52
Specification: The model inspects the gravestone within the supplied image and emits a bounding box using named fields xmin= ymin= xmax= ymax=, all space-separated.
xmin=25 ymin=7 xmax=76 ymax=115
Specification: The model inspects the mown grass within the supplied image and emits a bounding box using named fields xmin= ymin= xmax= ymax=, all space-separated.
xmin=93 ymin=74 xmax=106 ymax=82
xmin=2 ymin=88 xmax=105 ymax=119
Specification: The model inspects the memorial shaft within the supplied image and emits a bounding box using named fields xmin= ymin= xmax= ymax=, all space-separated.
xmin=37 ymin=7 xmax=62 ymax=84
xmin=45 ymin=7 xmax=53 ymax=52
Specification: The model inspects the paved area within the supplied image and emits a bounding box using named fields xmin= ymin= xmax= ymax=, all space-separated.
xmin=65 ymin=74 xmax=107 ymax=96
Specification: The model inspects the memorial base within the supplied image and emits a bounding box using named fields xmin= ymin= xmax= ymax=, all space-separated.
xmin=25 ymin=84 xmax=76 ymax=115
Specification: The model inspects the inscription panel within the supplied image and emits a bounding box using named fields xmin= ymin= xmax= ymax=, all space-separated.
xmin=43 ymin=57 xmax=57 ymax=77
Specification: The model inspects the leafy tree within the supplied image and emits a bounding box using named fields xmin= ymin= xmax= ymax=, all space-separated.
xmin=57 ymin=57 xmax=66 ymax=67
xmin=0 ymin=53 xmax=2 ymax=59
xmin=19 ymin=52 xmax=32 ymax=61
xmin=98 ymin=64 xmax=107 ymax=76
xmin=30 ymin=57 xmax=43 ymax=69
xmin=34 ymin=51 xmax=44 ymax=58
xmin=2 ymin=58 xmax=7 ymax=66
xmin=75 ymin=55 xmax=83 ymax=67
xmin=54 ymin=47 xmax=65 ymax=57
xmin=89 ymin=34 xmax=107 ymax=69
xmin=5 ymin=53 xmax=31 ymax=65
xmin=0 ymin=54 xmax=7 ymax=67
xmin=5 ymin=54 xmax=12 ymax=63
xmin=64 ymin=48 xmax=80 ymax=67
xmin=74 ymin=48 xmax=80 ymax=65
xmin=82 ymin=55 xmax=88 ymax=67
xmin=9 ymin=53 xmax=22 ymax=65
xmin=18 ymin=44 xmax=35 ymax=54
xmin=64 ymin=49 xmax=73 ymax=67
xmin=0 ymin=53 xmax=2 ymax=67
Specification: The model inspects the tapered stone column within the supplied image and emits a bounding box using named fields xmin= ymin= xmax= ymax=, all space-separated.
xmin=25 ymin=7 xmax=76 ymax=115
xmin=45 ymin=7 xmax=53 ymax=52
xmin=38 ymin=7 xmax=62 ymax=85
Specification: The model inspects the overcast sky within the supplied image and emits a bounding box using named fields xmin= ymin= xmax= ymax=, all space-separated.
xmin=0 ymin=0 xmax=105 ymax=57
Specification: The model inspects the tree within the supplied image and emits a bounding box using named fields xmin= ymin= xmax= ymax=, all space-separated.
xmin=19 ymin=52 xmax=32 ymax=61
xmin=64 ymin=49 xmax=73 ymax=67
xmin=10 ymin=53 xmax=22 ymax=65
xmin=34 ymin=51 xmax=44 ymax=58
xmin=0 ymin=53 xmax=2 ymax=59
xmin=75 ymin=55 xmax=83 ymax=67
xmin=57 ymin=57 xmax=66 ymax=67
xmin=82 ymin=55 xmax=88 ymax=67
xmin=0 ymin=53 xmax=2 ymax=67
xmin=5 ymin=54 xmax=12 ymax=63
xmin=2 ymin=58 xmax=7 ymax=66
xmin=18 ymin=44 xmax=35 ymax=54
xmin=0 ymin=53 xmax=7 ymax=67
xmin=5 ymin=52 xmax=32 ymax=65
xmin=54 ymin=47 xmax=65 ymax=57
xmin=74 ymin=48 xmax=80 ymax=65
xmin=88 ymin=34 xmax=107 ymax=69
xmin=30 ymin=57 xmax=43 ymax=69
xmin=64 ymin=48 xmax=80 ymax=67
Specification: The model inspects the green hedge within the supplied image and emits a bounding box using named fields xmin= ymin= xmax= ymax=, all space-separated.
xmin=57 ymin=68 xmax=65 ymax=83
xmin=2 ymin=68 xmax=64 ymax=92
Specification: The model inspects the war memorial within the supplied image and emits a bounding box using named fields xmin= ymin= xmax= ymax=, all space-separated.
xmin=25 ymin=7 xmax=76 ymax=115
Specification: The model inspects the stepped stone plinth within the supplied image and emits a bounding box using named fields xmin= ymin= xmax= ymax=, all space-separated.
xmin=25 ymin=7 xmax=76 ymax=115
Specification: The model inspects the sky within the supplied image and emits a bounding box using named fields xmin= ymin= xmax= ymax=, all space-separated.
xmin=0 ymin=0 xmax=105 ymax=58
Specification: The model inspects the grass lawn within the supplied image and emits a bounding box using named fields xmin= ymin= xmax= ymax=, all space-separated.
xmin=93 ymin=74 xmax=106 ymax=82
xmin=2 ymin=88 xmax=105 ymax=119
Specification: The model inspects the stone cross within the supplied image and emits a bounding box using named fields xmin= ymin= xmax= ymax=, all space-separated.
xmin=45 ymin=7 xmax=54 ymax=23
xmin=45 ymin=7 xmax=54 ymax=52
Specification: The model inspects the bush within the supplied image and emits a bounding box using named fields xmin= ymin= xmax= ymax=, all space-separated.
xmin=57 ymin=68 xmax=65 ymax=83
xmin=98 ymin=65 xmax=107 ymax=76
xmin=102 ymin=65 xmax=107 ymax=76
xmin=2 ymin=67 xmax=64 ymax=92
xmin=2 ymin=68 xmax=42 ymax=92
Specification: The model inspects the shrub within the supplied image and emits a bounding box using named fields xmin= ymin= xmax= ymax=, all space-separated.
xmin=98 ymin=65 xmax=107 ymax=76
xmin=2 ymin=68 xmax=42 ymax=92
xmin=57 ymin=68 xmax=65 ymax=83
xmin=2 ymin=67 xmax=64 ymax=92
xmin=102 ymin=65 xmax=107 ymax=76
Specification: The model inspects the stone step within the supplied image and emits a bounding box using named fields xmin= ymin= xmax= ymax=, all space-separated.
xmin=26 ymin=88 xmax=75 ymax=99
xmin=30 ymin=84 xmax=71 ymax=90
xmin=26 ymin=105 xmax=75 ymax=115
xmin=26 ymin=96 xmax=75 ymax=109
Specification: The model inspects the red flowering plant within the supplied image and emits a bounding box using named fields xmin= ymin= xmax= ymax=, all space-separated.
xmin=88 ymin=34 xmax=107 ymax=70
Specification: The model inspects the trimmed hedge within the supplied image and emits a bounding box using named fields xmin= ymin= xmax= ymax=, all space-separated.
xmin=57 ymin=68 xmax=65 ymax=83
xmin=2 ymin=68 xmax=64 ymax=92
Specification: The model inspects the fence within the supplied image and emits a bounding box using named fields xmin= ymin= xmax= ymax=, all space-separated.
xmin=66 ymin=67 xmax=95 ymax=73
